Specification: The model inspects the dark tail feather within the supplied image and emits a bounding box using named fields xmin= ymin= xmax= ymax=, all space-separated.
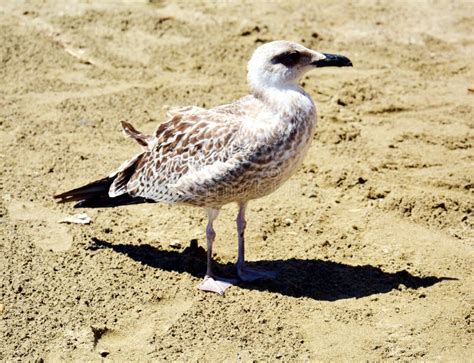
xmin=53 ymin=176 xmax=155 ymax=208
xmin=73 ymin=193 xmax=155 ymax=208
xmin=54 ymin=177 xmax=113 ymax=203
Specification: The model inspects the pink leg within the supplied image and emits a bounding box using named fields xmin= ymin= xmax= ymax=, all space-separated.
xmin=197 ymin=208 xmax=236 ymax=295
xmin=236 ymin=203 xmax=276 ymax=282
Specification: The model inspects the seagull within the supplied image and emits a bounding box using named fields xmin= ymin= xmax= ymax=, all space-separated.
xmin=54 ymin=40 xmax=352 ymax=295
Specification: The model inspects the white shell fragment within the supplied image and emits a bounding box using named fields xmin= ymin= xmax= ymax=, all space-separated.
xmin=59 ymin=213 xmax=92 ymax=225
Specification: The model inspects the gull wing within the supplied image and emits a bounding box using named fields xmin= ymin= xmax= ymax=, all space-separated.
xmin=122 ymin=100 xmax=258 ymax=204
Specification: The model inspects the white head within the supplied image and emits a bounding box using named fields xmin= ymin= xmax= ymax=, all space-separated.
xmin=247 ymin=40 xmax=352 ymax=92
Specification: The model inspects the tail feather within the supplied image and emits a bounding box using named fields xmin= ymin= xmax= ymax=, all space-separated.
xmin=54 ymin=175 xmax=155 ymax=209
xmin=73 ymin=193 xmax=155 ymax=208
xmin=54 ymin=123 xmax=156 ymax=208
xmin=54 ymin=177 xmax=113 ymax=203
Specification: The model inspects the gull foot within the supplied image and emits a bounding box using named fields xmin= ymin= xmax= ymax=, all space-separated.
xmin=237 ymin=267 xmax=277 ymax=282
xmin=197 ymin=275 xmax=236 ymax=295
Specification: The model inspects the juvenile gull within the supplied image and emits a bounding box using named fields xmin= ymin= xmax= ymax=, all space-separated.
xmin=54 ymin=40 xmax=352 ymax=294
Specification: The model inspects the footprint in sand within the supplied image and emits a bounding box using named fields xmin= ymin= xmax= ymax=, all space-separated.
xmin=93 ymin=297 xmax=192 ymax=358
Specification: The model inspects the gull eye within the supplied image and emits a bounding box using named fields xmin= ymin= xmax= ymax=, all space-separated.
xmin=271 ymin=51 xmax=301 ymax=67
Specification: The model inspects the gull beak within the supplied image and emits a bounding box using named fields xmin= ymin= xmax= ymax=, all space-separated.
xmin=311 ymin=53 xmax=353 ymax=68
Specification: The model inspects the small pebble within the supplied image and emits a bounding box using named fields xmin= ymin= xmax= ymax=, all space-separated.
xmin=99 ymin=350 xmax=110 ymax=358
xmin=170 ymin=240 xmax=181 ymax=248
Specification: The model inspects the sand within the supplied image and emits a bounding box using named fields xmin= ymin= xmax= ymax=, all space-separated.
xmin=1 ymin=0 xmax=473 ymax=361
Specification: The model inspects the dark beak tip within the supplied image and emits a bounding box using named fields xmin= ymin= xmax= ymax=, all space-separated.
xmin=313 ymin=53 xmax=353 ymax=68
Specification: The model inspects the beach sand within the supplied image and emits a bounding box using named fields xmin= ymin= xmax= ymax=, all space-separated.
xmin=1 ymin=0 xmax=473 ymax=360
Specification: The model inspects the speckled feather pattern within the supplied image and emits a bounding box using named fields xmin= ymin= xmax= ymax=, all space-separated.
xmin=109 ymin=91 xmax=317 ymax=208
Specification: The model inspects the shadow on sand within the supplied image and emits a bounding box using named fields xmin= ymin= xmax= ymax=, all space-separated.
xmin=91 ymin=238 xmax=455 ymax=301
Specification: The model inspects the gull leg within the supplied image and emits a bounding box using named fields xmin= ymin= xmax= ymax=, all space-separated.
xmin=197 ymin=208 xmax=236 ymax=295
xmin=236 ymin=202 xmax=277 ymax=282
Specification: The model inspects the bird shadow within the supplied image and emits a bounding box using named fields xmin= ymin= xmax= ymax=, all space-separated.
xmin=90 ymin=238 xmax=456 ymax=301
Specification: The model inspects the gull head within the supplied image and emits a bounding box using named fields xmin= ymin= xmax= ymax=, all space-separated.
xmin=247 ymin=40 xmax=352 ymax=92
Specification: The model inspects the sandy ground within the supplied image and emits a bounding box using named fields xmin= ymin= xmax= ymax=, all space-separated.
xmin=1 ymin=0 xmax=473 ymax=361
